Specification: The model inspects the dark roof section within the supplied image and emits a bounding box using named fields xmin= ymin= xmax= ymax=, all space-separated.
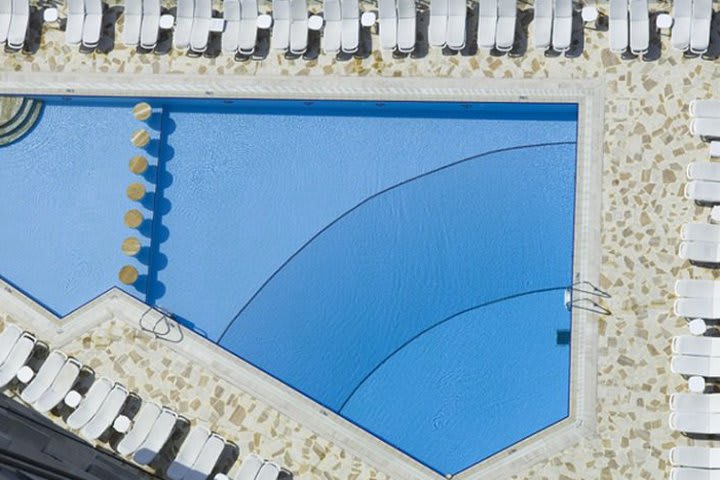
xmin=0 ymin=394 xmax=159 ymax=480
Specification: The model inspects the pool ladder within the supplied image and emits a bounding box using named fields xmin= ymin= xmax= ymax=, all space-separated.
xmin=564 ymin=281 xmax=611 ymax=315
xmin=139 ymin=306 xmax=184 ymax=343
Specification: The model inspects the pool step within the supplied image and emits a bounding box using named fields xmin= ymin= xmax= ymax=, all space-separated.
xmin=0 ymin=97 xmax=43 ymax=147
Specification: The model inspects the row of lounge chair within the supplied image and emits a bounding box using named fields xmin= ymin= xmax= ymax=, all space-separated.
xmin=671 ymin=280 xmax=720 ymax=478
xmin=66 ymin=0 xmax=103 ymax=50
xmin=379 ymin=0 xmax=414 ymax=52
xmin=690 ymin=100 xmax=720 ymax=140
xmin=670 ymin=447 xmax=720 ymax=479
xmin=609 ymin=0 xmax=648 ymax=55
xmin=671 ymin=103 xmax=720 ymax=480
xmin=0 ymin=0 xmax=27 ymax=51
xmin=122 ymin=0 xmax=161 ymax=50
xmin=0 ymin=322 xmax=286 ymax=480
xmin=3 ymin=0 xmax=718 ymax=56
xmin=9 ymin=0 xmax=715 ymax=57
xmin=222 ymin=0 xmax=259 ymax=55
xmin=427 ymin=0 xmax=517 ymax=52
xmin=671 ymin=0 xmax=713 ymax=55
xmin=533 ymin=0 xmax=572 ymax=52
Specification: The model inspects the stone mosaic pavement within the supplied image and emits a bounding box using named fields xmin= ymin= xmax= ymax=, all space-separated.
xmin=3 ymin=0 xmax=720 ymax=477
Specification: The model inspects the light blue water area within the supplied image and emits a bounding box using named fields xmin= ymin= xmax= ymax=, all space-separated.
xmin=158 ymin=101 xmax=577 ymax=342
xmin=0 ymin=99 xmax=152 ymax=315
xmin=2 ymin=98 xmax=577 ymax=475
xmin=158 ymin=100 xmax=577 ymax=474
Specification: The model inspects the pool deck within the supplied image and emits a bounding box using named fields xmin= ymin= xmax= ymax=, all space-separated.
xmin=1 ymin=0 xmax=719 ymax=477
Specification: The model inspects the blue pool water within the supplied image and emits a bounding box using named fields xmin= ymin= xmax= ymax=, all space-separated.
xmin=0 ymin=97 xmax=578 ymax=475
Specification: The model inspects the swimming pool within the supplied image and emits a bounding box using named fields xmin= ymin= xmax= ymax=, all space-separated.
xmin=0 ymin=97 xmax=578 ymax=475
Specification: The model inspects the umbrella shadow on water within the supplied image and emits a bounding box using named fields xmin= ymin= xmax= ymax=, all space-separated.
xmin=133 ymin=274 xmax=166 ymax=301
xmin=134 ymin=247 xmax=168 ymax=269
xmin=142 ymin=167 xmax=173 ymax=191
xmin=143 ymin=139 xmax=175 ymax=159
xmin=145 ymin=114 xmax=176 ymax=134
xmin=141 ymin=190 xmax=172 ymax=216
xmin=137 ymin=219 xmax=168 ymax=240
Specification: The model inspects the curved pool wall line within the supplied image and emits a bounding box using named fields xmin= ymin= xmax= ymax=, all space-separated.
xmin=340 ymin=290 xmax=571 ymax=475
xmin=217 ymin=140 xmax=575 ymax=395
xmin=212 ymin=139 xmax=577 ymax=474
xmin=0 ymin=97 xmax=43 ymax=147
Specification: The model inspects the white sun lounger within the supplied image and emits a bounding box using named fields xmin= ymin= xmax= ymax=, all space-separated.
xmin=140 ymin=0 xmax=160 ymax=49
xmin=674 ymin=335 xmax=720 ymax=357
xmin=238 ymin=0 xmax=257 ymax=54
xmin=66 ymin=376 xmax=113 ymax=429
xmin=7 ymin=0 xmax=27 ymax=50
xmin=190 ymin=0 xmax=211 ymax=52
xmin=691 ymin=118 xmax=720 ymax=138
xmin=166 ymin=425 xmax=212 ymax=480
xmin=122 ymin=0 xmax=142 ymax=46
xmin=20 ymin=350 xmax=67 ymax=405
xmin=184 ymin=433 xmax=226 ymax=480
xmin=0 ymin=324 xmax=23 ymax=366
xmin=272 ymin=0 xmax=290 ymax=49
xmin=686 ymin=180 xmax=720 ymax=204
xmin=66 ymin=0 xmax=85 ymax=45
xmin=551 ymin=0 xmax=571 ymax=52
xmin=238 ymin=0 xmax=258 ymax=55
xmin=672 ymin=354 xmax=720 ymax=377
xmin=222 ymin=0 xmax=240 ymax=52
xmin=691 ymin=100 xmax=720 ymax=119
xmin=671 ymin=447 xmax=720 ymax=468
xmin=688 ymin=162 xmax=720 ymax=182
xmin=675 ymin=298 xmax=720 ymax=319
xmin=446 ymin=0 xmax=465 ymax=50
xmin=0 ymin=0 xmax=11 ymax=45
xmin=428 ymin=0 xmax=447 ymax=47
xmin=671 ymin=393 xmax=720 ymax=413
xmin=0 ymin=333 xmax=35 ymax=388
xmin=495 ymin=0 xmax=515 ymax=51
xmin=608 ymin=0 xmax=628 ymax=52
xmin=682 ymin=222 xmax=720 ymax=243
xmin=341 ymin=0 xmax=359 ymax=53
xmin=322 ymin=0 xmax=341 ymax=52
xmin=133 ymin=407 xmax=178 ymax=465
xmin=533 ymin=0 xmax=551 ymax=49
xmin=477 ymin=0 xmax=497 ymax=48
xmin=235 ymin=454 xmax=264 ymax=480
xmin=82 ymin=0 xmax=102 ymax=49
xmin=679 ymin=241 xmax=720 ymax=263
xmin=670 ymin=411 xmax=720 ymax=434
xmin=80 ymin=383 xmax=128 ymax=440
xmin=256 ymin=461 xmax=281 ymax=480
xmin=690 ymin=0 xmax=711 ymax=55
xmin=174 ymin=0 xmax=194 ymax=49
xmin=675 ymin=279 xmax=720 ymax=298
xmin=378 ymin=0 xmax=397 ymax=50
xmin=116 ymin=401 xmax=161 ymax=456
xmin=671 ymin=468 xmax=720 ymax=480
xmin=289 ymin=0 xmax=308 ymax=55
xmin=396 ymin=0 xmax=414 ymax=52
xmin=628 ymin=0 xmax=648 ymax=55
xmin=670 ymin=0 xmax=690 ymax=51
xmin=33 ymin=358 xmax=81 ymax=413
xmin=713 ymin=142 xmax=720 ymax=157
